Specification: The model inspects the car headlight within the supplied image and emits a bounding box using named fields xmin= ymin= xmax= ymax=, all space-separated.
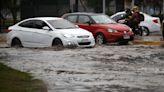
xmin=107 ymin=29 xmax=118 ymax=32
xmin=63 ymin=34 xmax=74 ymax=38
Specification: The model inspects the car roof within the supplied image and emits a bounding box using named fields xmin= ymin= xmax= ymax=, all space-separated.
xmin=113 ymin=11 xmax=147 ymax=15
xmin=15 ymin=17 xmax=64 ymax=25
xmin=110 ymin=11 xmax=152 ymax=18
xmin=27 ymin=17 xmax=63 ymax=21
xmin=63 ymin=12 xmax=104 ymax=16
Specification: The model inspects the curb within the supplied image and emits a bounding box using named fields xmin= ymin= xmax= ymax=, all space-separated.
xmin=133 ymin=35 xmax=163 ymax=45
xmin=133 ymin=40 xmax=163 ymax=45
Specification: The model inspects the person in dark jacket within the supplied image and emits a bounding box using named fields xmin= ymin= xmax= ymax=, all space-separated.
xmin=130 ymin=6 xmax=143 ymax=35
xmin=124 ymin=8 xmax=133 ymax=28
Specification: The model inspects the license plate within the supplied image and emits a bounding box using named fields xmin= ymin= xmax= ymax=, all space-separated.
xmin=123 ymin=35 xmax=130 ymax=39
xmin=81 ymin=39 xmax=89 ymax=42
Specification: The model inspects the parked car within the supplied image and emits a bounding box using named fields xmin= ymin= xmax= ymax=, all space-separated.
xmin=7 ymin=17 xmax=95 ymax=48
xmin=110 ymin=11 xmax=161 ymax=36
xmin=62 ymin=12 xmax=134 ymax=45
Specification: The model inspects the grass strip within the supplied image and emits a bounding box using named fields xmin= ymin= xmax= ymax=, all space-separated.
xmin=0 ymin=62 xmax=47 ymax=92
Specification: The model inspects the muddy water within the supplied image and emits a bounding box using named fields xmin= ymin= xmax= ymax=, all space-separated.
xmin=0 ymin=45 xmax=164 ymax=92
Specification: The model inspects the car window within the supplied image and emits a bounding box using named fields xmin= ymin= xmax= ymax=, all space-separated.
xmin=112 ymin=14 xmax=125 ymax=21
xmin=19 ymin=20 xmax=49 ymax=29
xmin=91 ymin=15 xmax=116 ymax=24
xmin=47 ymin=19 xmax=77 ymax=29
xmin=78 ymin=15 xmax=90 ymax=24
xmin=142 ymin=13 xmax=151 ymax=18
xmin=19 ymin=20 xmax=34 ymax=28
xmin=33 ymin=20 xmax=48 ymax=29
xmin=65 ymin=15 xmax=77 ymax=23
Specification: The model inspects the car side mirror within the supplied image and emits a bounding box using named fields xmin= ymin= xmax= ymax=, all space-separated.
xmin=75 ymin=25 xmax=79 ymax=28
xmin=42 ymin=26 xmax=51 ymax=31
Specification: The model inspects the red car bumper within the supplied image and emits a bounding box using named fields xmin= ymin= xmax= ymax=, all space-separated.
xmin=105 ymin=32 xmax=134 ymax=42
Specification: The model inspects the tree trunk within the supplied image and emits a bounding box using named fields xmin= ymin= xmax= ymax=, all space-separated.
xmin=79 ymin=0 xmax=87 ymax=12
xmin=11 ymin=9 xmax=17 ymax=24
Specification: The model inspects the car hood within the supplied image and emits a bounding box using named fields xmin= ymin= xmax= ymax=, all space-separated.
xmin=54 ymin=28 xmax=92 ymax=36
xmin=96 ymin=23 xmax=131 ymax=31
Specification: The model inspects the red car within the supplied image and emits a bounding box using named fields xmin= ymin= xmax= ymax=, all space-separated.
xmin=62 ymin=12 xmax=134 ymax=45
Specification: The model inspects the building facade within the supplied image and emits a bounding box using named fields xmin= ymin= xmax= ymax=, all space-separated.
xmin=69 ymin=0 xmax=163 ymax=16
xmin=21 ymin=0 xmax=70 ymax=19
xmin=0 ymin=0 xmax=164 ymax=32
xmin=125 ymin=0 xmax=164 ymax=15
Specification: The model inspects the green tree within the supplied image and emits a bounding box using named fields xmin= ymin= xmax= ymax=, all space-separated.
xmin=85 ymin=0 xmax=112 ymax=13
xmin=0 ymin=0 xmax=20 ymax=23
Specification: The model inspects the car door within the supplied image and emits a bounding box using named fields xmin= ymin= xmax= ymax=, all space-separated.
xmin=30 ymin=20 xmax=52 ymax=47
xmin=77 ymin=15 xmax=97 ymax=36
xmin=17 ymin=20 xmax=35 ymax=45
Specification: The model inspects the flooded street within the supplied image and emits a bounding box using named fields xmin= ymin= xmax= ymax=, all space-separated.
xmin=0 ymin=45 xmax=164 ymax=92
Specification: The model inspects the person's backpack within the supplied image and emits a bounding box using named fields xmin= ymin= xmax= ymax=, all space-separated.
xmin=139 ymin=13 xmax=144 ymax=21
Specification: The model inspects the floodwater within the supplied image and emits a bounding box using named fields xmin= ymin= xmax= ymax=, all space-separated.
xmin=0 ymin=45 xmax=164 ymax=92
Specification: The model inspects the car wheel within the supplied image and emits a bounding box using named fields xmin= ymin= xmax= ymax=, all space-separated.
xmin=96 ymin=33 xmax=106 ymax=45
xmin=11 ymin=38 xmax=23 ymax=48
xmin=141 ymin=26 xmax=149 ymax=36
xmin=52 ymin=38 xmax=64 ymax=50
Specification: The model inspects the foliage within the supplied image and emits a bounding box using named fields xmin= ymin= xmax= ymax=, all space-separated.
xmin=85 ymin=0 xmax=112 ymax=13
xmin=0 ymin=62 xmax=47 ymax=92
xmin=0 ymin=0 xmax=20 ymax=23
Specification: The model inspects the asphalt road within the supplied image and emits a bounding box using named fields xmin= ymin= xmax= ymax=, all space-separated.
xmin=0 ymin=31 xmax=164 ymax=92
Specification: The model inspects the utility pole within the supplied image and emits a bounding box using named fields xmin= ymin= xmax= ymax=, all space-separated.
xmin=132 ymin=0 xmax=135 ymax=7
xmin=103 ymin=0 xmax=105 ymax=14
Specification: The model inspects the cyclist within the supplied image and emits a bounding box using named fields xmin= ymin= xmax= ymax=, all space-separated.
xmin=131 ymin=6 xmax=144 ymax=35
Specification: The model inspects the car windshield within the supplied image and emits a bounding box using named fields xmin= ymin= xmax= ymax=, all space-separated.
xmin=142 ymin=13 xmax=152 ymax=18
xmin=91 ymin=15 xmax=116 ymax=24
xmin=48 ymin=19 xmax=77 ymax=29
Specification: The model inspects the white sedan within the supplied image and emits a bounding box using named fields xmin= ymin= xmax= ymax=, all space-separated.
xmin=7 ymin=17 xmax=95 ymax=48
xmin=110 ymin=11 xmax=161 ymax=36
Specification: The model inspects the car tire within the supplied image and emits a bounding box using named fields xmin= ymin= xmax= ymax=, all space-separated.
xmin=96 ymin=33 xmax=106 ymax=45
xmin=11 ymin=38 xmax=23 ymax=48
xmin=141 ymin=26 xmax=149 ymax=36
xmin=52 ymin=38 xmax=64 ymax=50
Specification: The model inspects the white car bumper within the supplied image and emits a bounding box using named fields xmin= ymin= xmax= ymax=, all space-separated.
xmin=62 ymin=37 xmax=95 ymax=48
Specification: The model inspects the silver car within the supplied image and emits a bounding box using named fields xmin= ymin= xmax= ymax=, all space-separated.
xmin=110 ymin=11 xmax=161 ymax=36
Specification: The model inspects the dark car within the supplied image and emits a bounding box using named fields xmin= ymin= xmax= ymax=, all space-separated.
xmin=62 ymin=12 xmax=134 ymax=45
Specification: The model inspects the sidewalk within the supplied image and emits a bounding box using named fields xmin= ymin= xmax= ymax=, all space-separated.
xmin=133 ymin=31 xmax=164 ymax=45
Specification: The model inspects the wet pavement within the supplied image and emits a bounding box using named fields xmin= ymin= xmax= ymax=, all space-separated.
xmin=0 ymin=45 xmax=164 ymax=92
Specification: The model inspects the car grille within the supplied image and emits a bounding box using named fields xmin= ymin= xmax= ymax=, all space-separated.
xmin=78 ymin=42 xmax=91 ymax=45
xmin=77 ymin=35 xmax=89 ymax=38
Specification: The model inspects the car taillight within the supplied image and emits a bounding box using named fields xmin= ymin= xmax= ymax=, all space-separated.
xmin=4 ymin=29 xmax=12 ymax=33
xmin=153 ymin=19 xmax=158 ymax=23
